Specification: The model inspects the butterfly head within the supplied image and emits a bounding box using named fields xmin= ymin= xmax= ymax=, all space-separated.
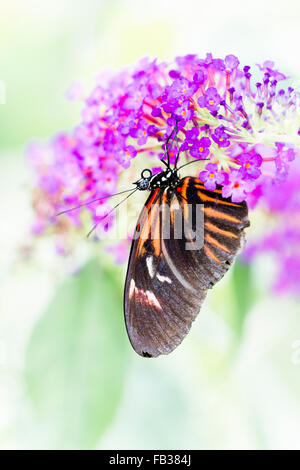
xmin=134 ymin=169 xmax=153 ymax=191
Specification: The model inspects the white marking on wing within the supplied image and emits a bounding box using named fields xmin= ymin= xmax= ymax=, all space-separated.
xmin=146 ymin=290 xmax=162 ymax=310
xmin=146 ymin=256 xmax=155 ymax=279
xmin=156 ymin=273 xmax=172 ymax=284
xmin=161 ymin=240 xmax=197 ymax=294
xmin=134 ymin=286 xmax=162 ymax=311
xmin=129 ymin=278 xmax=135 ymax=298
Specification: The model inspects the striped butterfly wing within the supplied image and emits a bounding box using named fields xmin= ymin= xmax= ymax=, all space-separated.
xmin=124 ymin=177 xmax=249 ymax=357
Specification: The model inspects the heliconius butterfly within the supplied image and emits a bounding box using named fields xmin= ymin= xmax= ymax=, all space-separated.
xmin=58 ymin=126 xmax=250 ymax=358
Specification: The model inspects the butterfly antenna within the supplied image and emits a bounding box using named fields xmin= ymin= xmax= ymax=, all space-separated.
xmin=56 ymin=188 xmax=136 ymax=216
xmin=86 ymin=188 xmax=138 ymax=238
xmin=177 ymin=158 xmax=209 ymax=171
xmin=162 ymin=121 xmax=179 ymax=168
xmin=174 ymin=126 xmax=181 ymax=169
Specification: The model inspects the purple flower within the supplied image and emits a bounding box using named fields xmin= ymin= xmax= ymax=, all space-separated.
xmin=174 ymin=100 xmax=193 ymax=122
xmin=212 ymin=58 xmax=225 ymax=71
xmin=185 ymin=126 xmax=199 ymax=143
xmin=198 ymin=53 xmax=213 ymax=68
xmin=224 ymin=54 xmax=240 ymax=73
xmin=161 ymin=145 xmax=178 ymax=165
xmin=198 ymin=87 xmax=221 ymax=113
xmin=152 ymin=166 xmax=164 ymax=174
xmin=129 ymin=121 xmax=148 ymax=146
xmin=175 ymin=54 xmax=198 ymax=66
xmin=95 ymin=202 xmax=114 ymax=233
xmin=123 ymin=87 xmax=147 ymax=111
xmin=81 ymin=105 xmax=100 ymax=124
xmin=169 ymin=69 xmax=181 ymax=79
xmin=275 ymin=143 xmax=295 ymax=179
xmin=164 ymin=78 xmax=195 ymax=102
xmin=189 ymin=136 xmax=211 ymax=159
xmin=74 ymin=123 xmax=100 ymax=146
xmin=256 ymin=159 xmax=300 ymax=213
xmin=222 ymin=169 xmax=255 ymax=202
xmin=151 ymin=107 xmax=163 ymax=119
xmin=193 ymin=68 xmax=207 ymax=85
xmin=239 ymin=151 xmax=262 ymax=179
xmin=256 ymin=60 xmax=287 ymax=81
xmin=115 ymin=150 xmax=132 ymax=169
xmin=199 ymin=163 xmax=225 ymax=190
xmin=211 ymin=126 xmax=230 ymax=148
xmin=115 ymin=145 xmax=137 ymax=168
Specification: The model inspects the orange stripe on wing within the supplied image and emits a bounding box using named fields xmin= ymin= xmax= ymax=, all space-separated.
xmin=170 ymin=195 xmax=181 ymax=230
xmin=150 ymin=197 xmax=161 ymax=256
xmin=205 ymin=233 xmax=231 ymax=253
xmin=204 ymin=245 xmax=220 ymax=264
xmin=181 ymin=177 xmax=190 ymax=199
xmin=136 ymin=188 xmax=160 ymax=256
xmin=203 ymin=207 xmax=241 ymax=224
xmin=145 ymin=188 xmax=160 ymax=211
xmin=205 ymin=221 xmax=238 ymax=239
xmin=197 ymin=190 xmax=240 ymax=207
xmin=195 ymin=184 xmax=223 ymax=195
xmin=180 ymin=177 xmax=190 ymax=219
xmin=136 ymin=188 xmax=159 ymax=232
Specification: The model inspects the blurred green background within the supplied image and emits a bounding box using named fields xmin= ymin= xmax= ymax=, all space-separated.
xmin=1 ymin=0 xmax=300 ymax=450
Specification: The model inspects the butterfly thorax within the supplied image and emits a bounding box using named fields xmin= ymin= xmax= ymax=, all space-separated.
xmin=149 ymin=169 xmax=180 ymax=190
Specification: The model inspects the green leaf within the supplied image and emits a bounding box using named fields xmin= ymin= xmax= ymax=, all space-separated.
xmin=24 ymin=260 xmax=129 ymax=449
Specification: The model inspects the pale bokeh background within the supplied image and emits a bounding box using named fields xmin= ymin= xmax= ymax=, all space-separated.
xmin=1 ymin=0 xmax=300 ymax=450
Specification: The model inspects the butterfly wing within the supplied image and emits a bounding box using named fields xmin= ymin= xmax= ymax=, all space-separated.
xmin=124 ymin=177 xmax=250 ymax=357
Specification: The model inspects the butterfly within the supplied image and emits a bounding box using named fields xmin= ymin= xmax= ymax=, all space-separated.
xmin=123 ymin=135 xmax=250 ymax=358
xmin=58 ymin=126 xmax=250 ymax=358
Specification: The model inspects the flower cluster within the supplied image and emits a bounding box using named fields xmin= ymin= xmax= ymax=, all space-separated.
xmin=27 ymin=53 xmax=300 ymax=278
xmin=243 ymin=157 xmax=300 ymax=297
